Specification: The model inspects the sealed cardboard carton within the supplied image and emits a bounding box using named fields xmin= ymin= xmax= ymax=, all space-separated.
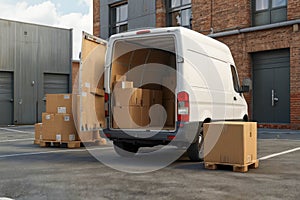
xmin=113 ymin=88 xmax=142 ymax=106
xmin=34 ymin=123 xmax=43 ymax=141
xmin=142 ymin=89 xmax=151 ymax=106
xmin=140 ymin=106 xmax=150 ymax=127
xmin=46 ymin=94 xmax=72 ymax=114
xmin=163 ymin=99 xmax=175 ymax=126
xmin=42 ymin=113 xmax=78 ymax=141
xmin=151 ymin=90 xmax=163 ymax=105
xmin=115 ymin=74 xmax=126 ymax=82
xmin=114 ymin=81 xmax=133 ymax=89
xmin=113 ymin=106 xmax=141 ymax=129
xmin=204 ymin=122 xmax=257 ymax=165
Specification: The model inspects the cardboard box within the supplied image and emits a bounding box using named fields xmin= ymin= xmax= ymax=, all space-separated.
xmin=113 ymin=88 xmax=142 ymax=106
xmin=35 ymin=123 xmax=43 ymax=141
xmin=113 ymin=106 xmax=141 ymax=129
xmin=142 ymin=89 xmax=151 ymax=106
xmin=148 ymin=105 xmax=167 ymax=127
xmin=162 ymin=87 xmax=175 ymax=100
xmin=203 ymin=122 xmax=257 ymax=165
xmin=163 ymin=99 xmax=175 ymax=127
xmin=90 ymin=87 xmax=105 ymax=96
xmin=151 ymin=90 xmax=163 ymax=105
xmin=42 ymin=113 xmax=78 ymax=141
xmin=114 ymin=81 xmax=133 ymax=89
xmin=140 ymin=106 xmax=150 ymax=127
xmin=46 ymin=94 xmax=72 ymax=114
xmin=115 ymin=74 xmax=126 ymax=82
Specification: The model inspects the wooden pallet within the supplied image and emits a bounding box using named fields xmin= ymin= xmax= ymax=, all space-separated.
xmin=204 ymin=160 xmax=259 ymax=173
xmin=80 ymin=138 xmax=107 ymax=147
xmin=39 ymin=140 xmax=81 ymax=149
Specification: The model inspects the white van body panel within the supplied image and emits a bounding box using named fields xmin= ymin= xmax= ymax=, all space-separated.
xmin=103 ymin=27 xmax=247 ymax=124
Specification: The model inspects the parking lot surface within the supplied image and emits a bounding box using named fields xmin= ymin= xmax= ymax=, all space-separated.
xmin=0 ymin=126 xmax=299 ymax=200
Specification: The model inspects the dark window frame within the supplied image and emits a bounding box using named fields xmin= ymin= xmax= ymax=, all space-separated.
xmin=109 ymin=1 xmax=128 ymax=36
xmin=230 ymin=65 xmax=241 ymax=93
xmin=166 ymin=0 xmax=192 ymax=29
xmin=252 ymin=0 xmax=287 ymax=26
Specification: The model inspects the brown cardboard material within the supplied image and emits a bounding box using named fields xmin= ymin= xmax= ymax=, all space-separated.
xmin=204 ymin=122 xmax=257 ymax=165
xmin=42 ymin=113 xmax=78 ymax=141
xmin=142 ymin=89 xmax=151 ymax=106
xmin=163 ymin=99 xmax=175 ymax=126
xmin=162 ymin=87 xmax=175 ymax=100
xmin=35 ymin=123 xmax=43 ymax=140
xmin=90 ymin=87 xmax=105 ymax=96
xmin=115 ymin=74 xmax=126 ymax=82
xmin=140 ymin=106 xmax=150 ymax=127
xmin=113 ymin=106 xmax=141 ymax=129
xmin=113 ymin=88 xmax=142 ymax=106
xmin=46 ymin=94 xmax=72 ymax=114
xmin=114 ymin=81 xmax=133 ymax=89
xmin=151 ymin=90 xmax=163 ymax=105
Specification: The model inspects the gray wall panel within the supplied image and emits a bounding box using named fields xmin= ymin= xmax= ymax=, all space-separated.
xmin=0 ymin=72 xmax=14 ymax=125
xmin=0 ymin=20 xmax=16 ymax=71
xmin=0 ymin=19 xmax=72 ymax=124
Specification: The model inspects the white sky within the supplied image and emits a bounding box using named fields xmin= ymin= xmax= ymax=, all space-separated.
xmin=0 ymin=0 xmax=93 ymax=59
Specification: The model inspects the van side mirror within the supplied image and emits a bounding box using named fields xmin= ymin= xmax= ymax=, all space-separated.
xmin=240 ymin=85 xmax=250 ymax=93
xmin=240 ymin=78 xmax=252 ymax=93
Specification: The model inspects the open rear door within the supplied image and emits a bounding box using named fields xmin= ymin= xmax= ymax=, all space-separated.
xmin=76 ymin=32 xmax=107 ymax=132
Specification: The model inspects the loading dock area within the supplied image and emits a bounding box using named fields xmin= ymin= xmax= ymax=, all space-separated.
xmin=0 ymin=126 xmax=299 ymax=199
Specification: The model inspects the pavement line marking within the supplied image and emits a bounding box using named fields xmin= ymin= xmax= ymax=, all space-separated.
xmin=0 ymin=138 xmax=35 ymax=143
xmin=259 ymin=147 xmax=300 ymax=161
xmin=0 ymin=128 xmax=34 ymax=134
xmin=0 ymin=147 xmax=113 ymax=159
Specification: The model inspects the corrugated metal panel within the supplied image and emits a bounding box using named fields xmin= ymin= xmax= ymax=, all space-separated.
xmin=44 ymin=73 xmax=69 ymax=94
xmin=0 ymin=20 xmax=16 ymax=71
xmin=0 ymin=72 xmax=14 ymax=125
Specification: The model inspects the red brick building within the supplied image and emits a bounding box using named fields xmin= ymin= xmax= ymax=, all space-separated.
xmin=93 ymin=0 xmax=300 ymax=129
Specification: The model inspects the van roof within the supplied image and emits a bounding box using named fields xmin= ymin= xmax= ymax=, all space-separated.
xmin=110 ymin=27 xmax=235 ymax=65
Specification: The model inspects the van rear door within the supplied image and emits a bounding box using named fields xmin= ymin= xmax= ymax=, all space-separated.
xmin=77 ymin=32 xmax=107 ymax=131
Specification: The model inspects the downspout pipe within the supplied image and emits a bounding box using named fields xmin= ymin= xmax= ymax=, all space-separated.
xmin=208 ymin=19 xmax=300 ymax=38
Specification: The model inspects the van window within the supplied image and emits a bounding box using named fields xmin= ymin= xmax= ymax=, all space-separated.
xmin=230 ymin=65 xmax=240 ymax=93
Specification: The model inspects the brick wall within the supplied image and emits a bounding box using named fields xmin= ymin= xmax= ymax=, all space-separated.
xmin=288 ymin=0 xmax=300 ymax=20
xmin=156 ymin=0 xmax=166 ymax=27
xmin=93 ymin=0 xmax=100 ymax=37
xmin=192 ymin=0 xmax=251 ymax=34
xmin=217 ymin=27 xmax=300 ymax=129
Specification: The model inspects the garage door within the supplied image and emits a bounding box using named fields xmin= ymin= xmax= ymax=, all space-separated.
xmin=0 ymin=72 xmax=14 ymax=125
xmin=252 ymin=49 xmax=290 ymax=123
xmin=44 ymin=73 xmax=69 ymax=94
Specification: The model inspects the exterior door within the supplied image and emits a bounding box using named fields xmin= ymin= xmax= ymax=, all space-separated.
xmin=0 ymin=72 xmax=14 ymax=125
xmin=252 ymin=49 xmax=290 ymax=123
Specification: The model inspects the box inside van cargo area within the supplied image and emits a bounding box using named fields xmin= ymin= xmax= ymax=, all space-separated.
xmin=110 ymin=36 xmax=177 ymax=131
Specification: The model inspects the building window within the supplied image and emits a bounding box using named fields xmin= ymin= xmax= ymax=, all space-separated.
xmin=110 ymin=2 xmax=128 ymax=35
xmin=252 ymin=0 xmax=287 ymax=26
xmin=167 ymin=0 xmax=192 ymax=29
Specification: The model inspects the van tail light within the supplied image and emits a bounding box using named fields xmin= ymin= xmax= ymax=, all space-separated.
xmin=105 ymin=93 xmax=109 ymax=117
xmin=177 ymin=91 xmax=190 ymax=124
xmin=136 ymin=30 xmax=151 ymax=35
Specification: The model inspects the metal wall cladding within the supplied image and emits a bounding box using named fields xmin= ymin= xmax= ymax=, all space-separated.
xmin=0 ymin=72 xmax=14 ymax=125
xmin=0 ymin=19 xmax=72 ymax=124
xmin=99 ymin=0 xmax=156 ymax=39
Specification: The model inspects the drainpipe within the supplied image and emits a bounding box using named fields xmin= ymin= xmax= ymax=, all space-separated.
xmin=208 ymin=19 xmax=300 ymax=38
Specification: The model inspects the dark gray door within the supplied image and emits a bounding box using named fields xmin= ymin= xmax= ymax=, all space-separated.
xmin=0 ymin=72 xmax=14 ymax=125
xmin=39 ymin=73 xmax=69 ymax=121
xmin=252 ymin=49 xmax=290 ymax=123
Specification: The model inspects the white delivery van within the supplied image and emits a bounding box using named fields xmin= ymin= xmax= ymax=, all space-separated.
xmin=78 ymin=27 xmax=249 ymax=161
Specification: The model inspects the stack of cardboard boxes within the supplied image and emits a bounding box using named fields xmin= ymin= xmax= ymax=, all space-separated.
xmin=112 ymin=75 xmax=164 ymax=129
xmin=162 ymin=76 xmax=176 ymax=127
xmin=35 ymin=94 xmax=79 ymax=143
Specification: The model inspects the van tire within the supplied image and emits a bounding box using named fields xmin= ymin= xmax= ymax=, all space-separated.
xmin=187 ymin=129 xmax=204 ymax=162
xmin=113 ymin=141 xmax=139 ymax=157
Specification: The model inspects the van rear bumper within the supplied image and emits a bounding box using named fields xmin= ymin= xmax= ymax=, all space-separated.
xmin=103 ymin=122 xmax=199 ymax=147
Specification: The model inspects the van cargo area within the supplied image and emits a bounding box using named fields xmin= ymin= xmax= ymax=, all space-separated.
xmin=110 ymin=36 xmax=177 ymax=131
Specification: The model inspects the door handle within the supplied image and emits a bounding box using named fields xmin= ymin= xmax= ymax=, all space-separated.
xmin=272 ymin=90 xmax=279 ymax=107
xmin=234 ymin=97 xmax=237 ymax=101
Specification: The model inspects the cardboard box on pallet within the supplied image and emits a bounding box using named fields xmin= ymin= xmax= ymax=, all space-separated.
xmin=42 ymin=113 xmax=78 ymax=141
xmin=46 ymin=94 xmax=72 ymax=114
xmin=163 ymin=99 xmax=175 ymax=127
xmin=34 ymin=123 xmax=43 ymax=141
xmin=203 ymin=122 xmax=257 ymax=165
xmin=142 ymin=89 xmax=151 ymax=106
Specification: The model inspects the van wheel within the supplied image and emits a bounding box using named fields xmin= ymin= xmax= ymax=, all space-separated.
xmin=113 ymin=141 xmax=139 ymax=157
xmin=187 ymin=130 xmax=204 ymax=162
